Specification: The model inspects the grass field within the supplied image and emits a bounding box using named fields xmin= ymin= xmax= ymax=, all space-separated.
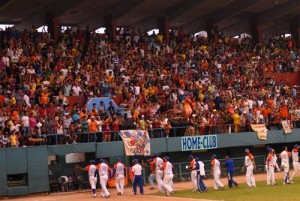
xmin=155 ymin=178 xmax=300 ymax=201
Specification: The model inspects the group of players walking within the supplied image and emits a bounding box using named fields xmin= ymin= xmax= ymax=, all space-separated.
xmin=77 ymin=144 xmax=300 ymax=198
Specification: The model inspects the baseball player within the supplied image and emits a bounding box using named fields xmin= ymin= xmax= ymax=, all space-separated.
xmin=76 ymin=160 xmax=98 ymax=197
xmin=194 ymin=157 xmax=208 ymax=193
xmin=280 ymin=146 xmax=291 ymax=185
xmin=161 ymin=156 xmax=174 ymax=196
xmin=290 ymin=144 xmax=299 ymax=183
xmin=188 ymin=155 xmax=198 ymax=191
xmin=153 ymin=153 xmax=164 ymax=192
xmin=244 ymin=148 xmax=256 ymax=187
xmin=97 ymin=159 xmax=111 ymax=198
xmin=113 ymin=158 xmax=126 ymax=195
xmin=211 ymin=154 xmax=225 ymax=190
xmin=147 ymin=158 xmax=156 ymax=189
xmin=266 ymin=148 xmax=275 ymax=186
xmin=132 ymin=159 xmax=144 ymax=195
xmin=224 ymin=156 xmax=238 ymax=189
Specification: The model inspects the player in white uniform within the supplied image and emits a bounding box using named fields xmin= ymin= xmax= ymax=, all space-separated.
xmin=280 ymin=146 xmax=291 ymax=185
xmin=188 ymin=155 xmax=198 ymax=191
xmin=97 ymin=159 xmax=111 ymax=198
xmin=266 ymin=148 xmax=275 ymax=186
xmin=290 ymin=144 xmax=299 ymax=183
xmin=244 ymin=148 xmax=256 ymax=187
xmin=113 ymin=158 xmax=127 ymax=195
xmin=161 ymin=156 xmax=174 ymax=196
xmin=210 ymin=154 xmax=224 ymax=190
xmin=77 ymin=160 xmax=98 ymax=197
xmin=153 ymin=153 xmax=164 ymax=192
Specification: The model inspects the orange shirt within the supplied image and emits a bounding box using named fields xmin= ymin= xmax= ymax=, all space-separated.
xmin=149 ymin=162 xmax=155 ymax=174
xmin=88 ymin=120 xmax=97 ymax=132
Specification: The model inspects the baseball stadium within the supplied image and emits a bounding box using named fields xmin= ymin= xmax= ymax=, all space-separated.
xmin=0 ymin=0 xmax=300 ymax=201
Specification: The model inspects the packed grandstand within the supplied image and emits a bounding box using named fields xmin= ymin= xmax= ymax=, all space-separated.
xmin=0 ymin=26 xmax=299 ymax=147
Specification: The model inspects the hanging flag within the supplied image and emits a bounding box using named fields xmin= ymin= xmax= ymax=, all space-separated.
xmin=251 ymin=124 xmax=268 ymax=140
xmin=281 ymin=120 xmax=292 ymax=134
xmin=119 ymin=130 xmax=151 ymax=156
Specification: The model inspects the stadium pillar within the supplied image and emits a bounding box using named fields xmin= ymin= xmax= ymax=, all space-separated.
xmin=289 ymin=17 xmax=300 ymax=48
xmin=104 ymin=14 xmax=117 ymax=41
xmin=46 ymin=13 xmax=59 ymax=42
xmin=250 ymin=17 xmax=263 ymax=44
xmin=157 ymin=17 xmax=170 ymax=43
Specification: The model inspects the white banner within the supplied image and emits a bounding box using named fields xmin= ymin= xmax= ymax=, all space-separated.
xmin=119 ymin=130 xmax=151 ymax=156
xmin=281 ymin=120 xmax=292 ymax=134
xmin=251 ymin=124 xmax=268 ymax=140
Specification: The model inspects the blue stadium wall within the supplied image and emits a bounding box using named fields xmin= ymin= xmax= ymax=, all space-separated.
xmin=1 ymin=129 xmax=300 ymax=196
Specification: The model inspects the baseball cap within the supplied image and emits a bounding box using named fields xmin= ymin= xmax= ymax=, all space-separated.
xmin=188 ymin=155 xmax=194 ymax=159
xmin=154 ymin=153 xmax=158 ymax=157
xmin=164 ymin=156 xmax=170 ymax=161
xmin=116 ymin=158 xmax=121 ymax=161
xmin=147 ymin=158 xmax=153 ymax=162
xmin=90 ymin=160 xmax=96 ymax=164
xmin=294 ymin=144 xmax=299 ymax=148
xmin=245 ymin=148 xmax=249 ymax=152
xmin=133 ymin=158 xmax=138 ymax=163
xmin=195 ymin=157 xmax=199 ymax=161
xmin=99 ymin=159 xmax=104 ymax=163
xmin=268 ymin=148 xmax=274 ymax=153
xmin=211 ymin=154 xmax=217 ymax=158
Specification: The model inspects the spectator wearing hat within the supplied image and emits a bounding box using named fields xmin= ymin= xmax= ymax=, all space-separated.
xmin=161 ymin=156 xmax=174 ymax=196
xmin=210 ymin=154 xmax=225 ymax=190
xmin=244 ymin=148 xmax=256 ymax=187
xmin=76 ymin=160 xmax=98 ymax=198
xmin=132 ymin=159 xmax=143 ymax=195
xmin=146 ymin=158 xmax=156 ymax=189
xmin=290 ymin=144 xmax=300 ymax=183
xmin=113 ymin=158 xmax=126 ymax=195
xmin=188 ymin=154 xmax=198 ymax=191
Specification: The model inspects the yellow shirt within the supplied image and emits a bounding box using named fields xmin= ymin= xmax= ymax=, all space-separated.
xmin=10 ymin=135 xmax=18 ymax=146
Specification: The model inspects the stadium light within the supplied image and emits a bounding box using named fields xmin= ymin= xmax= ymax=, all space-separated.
xmin=147 ymin=29 xmax=159 ymax=35
xmin=37 ymin=26 xmax=48 ymax=32
xmin=95 ymin=27 xmax=106 ymax=34
xmin=0 ymin=24 xmax=14 ymax=30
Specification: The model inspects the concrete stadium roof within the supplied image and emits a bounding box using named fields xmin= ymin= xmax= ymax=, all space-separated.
xmin=1 ymin=0 xmax=299 ymax=36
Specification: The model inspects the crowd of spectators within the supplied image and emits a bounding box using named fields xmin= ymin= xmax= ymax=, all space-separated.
xmin=0 ymin=25 xmax=300 ymax=148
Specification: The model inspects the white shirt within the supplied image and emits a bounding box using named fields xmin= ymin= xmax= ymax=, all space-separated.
xmin=245 ymin=153 xmax=254 ymax=166
xmin=280 ymin=150 xmax=290 ymax=163
xmin=292 ymin=149 xmax=299 ymax=162
xmin=132 ymin=164 xmax=142 ymax=176
xmin=115 ymin=162 xmax=125 ymax=175
xmin=72 ymin=85 xmax=82 ymax=96
xmin=198 ymin=161 xmax=205 ymax=176
xmin=154 ymin=157 xmax=163 ymax=170
xmin=162 ymin=161 xmax=173 ymax=175
xmin=98 ymin=163 xmax=109 ymax=176
xmin=212 ymin=159 xmax=221 ymax=172
xmin=21 ymin=116 xmax=29 ymax=127
xmin=86 ymin=164 xmax=97 ymax=177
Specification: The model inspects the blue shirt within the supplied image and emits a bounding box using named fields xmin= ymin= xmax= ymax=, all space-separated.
xmin=224 ymin=159 xmax=235 ymax=173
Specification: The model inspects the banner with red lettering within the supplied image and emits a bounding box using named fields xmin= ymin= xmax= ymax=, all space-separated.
xmin=251 ymin=124 xmax=268 ymax=140
xmin=119 ymin=130 xmax=151 ymax=156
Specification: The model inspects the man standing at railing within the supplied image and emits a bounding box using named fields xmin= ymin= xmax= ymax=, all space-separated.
xmin=211 ymin=154 xmax=225 ymax=190
xmin=153 ymin=153 xmax=164 ymax=192
xmin=188 ymin=155 xmax=198 ymax=192
xmin=244 ymin=148 xmax=256 ymax=188
xmin=224 ymin=156 xmax=238 ymax=189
